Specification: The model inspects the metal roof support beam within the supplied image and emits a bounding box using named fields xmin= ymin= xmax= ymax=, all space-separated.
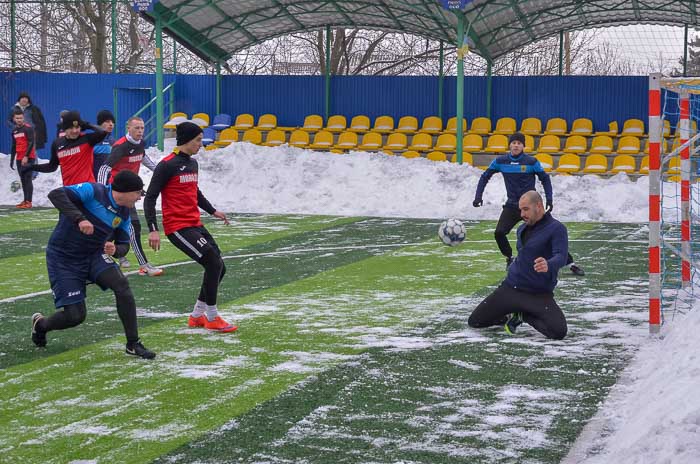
xmin=506 ymin=0 xmax=537 ymax=42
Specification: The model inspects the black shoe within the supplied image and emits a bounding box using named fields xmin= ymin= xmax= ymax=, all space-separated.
xmin=504 ymin=312 xmax=523 ymax=335
xmin=506 ymin=257 xmax=514 ymax=270
xmin=31 ymin=313 xmax=47 ymax=347
xmin=125 ymin=340 xmax=156 ymax=359
xmin=570 ymin=264 xmax=585 ymax=276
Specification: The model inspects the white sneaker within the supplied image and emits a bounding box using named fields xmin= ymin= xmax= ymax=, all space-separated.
xmin=119 ymin=256 xmax=131 ymax=268
xmin=139 ymin=263 xmax=164 ymax=277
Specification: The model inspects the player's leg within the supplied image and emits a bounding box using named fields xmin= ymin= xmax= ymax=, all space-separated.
xmin=494 ymin=206 xmax=522 ymax=268
xmin=565 ymin=252 xmax=585 ymax=276
xmin=468 ymin=284 xmax=520 ymax=329
xmin=519 ymin=293 xmax=568 ymax=340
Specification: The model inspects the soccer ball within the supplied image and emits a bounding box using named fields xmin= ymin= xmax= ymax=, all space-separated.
xmin=438 ymin=218 xmax=466 ymax=246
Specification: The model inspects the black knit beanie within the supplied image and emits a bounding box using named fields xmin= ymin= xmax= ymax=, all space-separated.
xmin=97 ymin=110 xmax=115 ymax=125
xmin=508 ymin=132 xmax=526 ymax=145
xmin=176 ymin=121 xmax=203 ymax=146
xmin=61 ymin=111 xmax=82 ymax=130
xmin=112 ymin=170 xmax=144 ymax=193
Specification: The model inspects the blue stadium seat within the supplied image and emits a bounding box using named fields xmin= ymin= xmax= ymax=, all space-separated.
xmin=202 ymin=127 xmax=216 ymax=146
xmin=210 ymin=114 xmax=232 ymax=131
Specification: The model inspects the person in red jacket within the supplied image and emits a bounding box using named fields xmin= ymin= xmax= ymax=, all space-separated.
xmin=10 ymin=109 xmax=37 ymax=208
xmin=144 ymin=122 xmax=237 ymax=333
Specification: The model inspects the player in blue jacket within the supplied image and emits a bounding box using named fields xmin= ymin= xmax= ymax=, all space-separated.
xmin=468 ymin=191 xmax=568 ymax=339
xmin=30 ymin=170 xmax=156 ymax=359
xmin=473 ymin=132 xmax=584 ymax=276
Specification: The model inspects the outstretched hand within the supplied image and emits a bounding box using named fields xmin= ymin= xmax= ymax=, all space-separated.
xmin=472 ymin=199 xmax=483 ymax=208
xmin=213 ymin=210 xmax=230 ymax=225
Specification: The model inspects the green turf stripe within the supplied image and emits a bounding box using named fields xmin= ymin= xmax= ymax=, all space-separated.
xmin=0 ymin=207 xmax=59 ymax=233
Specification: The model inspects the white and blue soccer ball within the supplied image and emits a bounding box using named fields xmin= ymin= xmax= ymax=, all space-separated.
xmin=438 ymin=218 xmax=466 ymax=246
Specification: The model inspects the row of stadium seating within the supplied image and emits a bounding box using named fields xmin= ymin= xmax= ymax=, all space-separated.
xmin=166 ymin=112 xmax=682 ymax=138
xmin=202 ymin=126 xmax=679 ymax=157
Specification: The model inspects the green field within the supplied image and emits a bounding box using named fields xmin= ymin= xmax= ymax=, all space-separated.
xmin=0 ymin=208 xmax=649 ymax=463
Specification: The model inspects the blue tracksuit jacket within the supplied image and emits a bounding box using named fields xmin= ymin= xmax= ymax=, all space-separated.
xmin=474 ymin=153 xmax=553 ymax=209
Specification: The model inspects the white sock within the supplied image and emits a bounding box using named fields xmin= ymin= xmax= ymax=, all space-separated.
xmin=205 ymin=304 xmax=219 ymax=321
xmin=191 ymin=300 xmax=206 ymax=318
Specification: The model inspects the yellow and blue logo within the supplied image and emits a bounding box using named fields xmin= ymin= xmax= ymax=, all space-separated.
xmin=112 ymin=217 xmax=122 ymax=228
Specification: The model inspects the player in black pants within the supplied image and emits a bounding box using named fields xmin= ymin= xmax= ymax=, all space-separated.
xmin=469 ymin=191 xmax=569 ymax=339
xmin=473 ymin=132 xmax=584 ymax=276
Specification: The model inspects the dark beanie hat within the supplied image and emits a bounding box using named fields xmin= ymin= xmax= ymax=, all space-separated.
xmin=176 ymin=121 xmax=203 ymax=146
xmin=18 ymin=92 xmax=31 ymax=102
xmin=61 ymin=111 xmax=82 ymax=130
xmin=508 ymin=132 xmax=526 ymax=145
xmin=112 ymin=170 xmax=144 ymax=193
xmin=97 ymin=110 xmax=115 ymax=125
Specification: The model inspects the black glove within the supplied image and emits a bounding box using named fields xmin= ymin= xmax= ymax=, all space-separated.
xmin=546 ymin=200 xmax=553 ymax=212
xmin=473 ymin=199 xmax=483 ymax=207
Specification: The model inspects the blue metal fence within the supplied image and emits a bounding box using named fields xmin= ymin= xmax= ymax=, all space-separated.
xmin=1 ymin=72 xmax=650 ymax=155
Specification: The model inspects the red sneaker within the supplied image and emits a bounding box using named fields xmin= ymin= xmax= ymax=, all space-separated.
xmin=188 ymin=315 xmax=207 ymax=328
xmin=17 ymin=201 xmax=32 ymax=209
xmin=203 ymin=316 xmax=238 ymax=333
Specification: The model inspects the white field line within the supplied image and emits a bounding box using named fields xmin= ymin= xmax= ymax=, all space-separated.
xmin=0 ymin=239 xmax=647 ymax=305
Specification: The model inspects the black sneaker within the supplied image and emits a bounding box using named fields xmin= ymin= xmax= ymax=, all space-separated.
xmin=31 ymin=313 xmax=47 ymax=347
xmin=506 ymin=257 xmax=514 ymax=270
xmin=504 ymin=312 xmax=523 ymax=335
xmin=570 ymin=264 xmax=585 ymax=276
xmin=125 ymin=340 xmax=156 ymax=359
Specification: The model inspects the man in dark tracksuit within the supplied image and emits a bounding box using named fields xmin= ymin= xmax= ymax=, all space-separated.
xmin=468 ymin=191 xmax=568 ymax=339
xmin=473 ymin=132 xmax=584 ymax=276
xmin=30 ymin=171 xmax=156 ymax=359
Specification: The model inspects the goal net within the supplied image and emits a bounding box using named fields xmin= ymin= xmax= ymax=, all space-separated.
xmin=648 ymin=73 xmax=700 ymax=333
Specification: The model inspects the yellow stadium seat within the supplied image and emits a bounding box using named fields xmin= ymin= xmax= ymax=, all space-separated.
xmin=493 ymin=117 xmax=516 ymax=135
xmin=334 ymin=131 xmax=358 ymax=150
xmin=426 ymin=151 xmax=447 ymax=162
xmin=357 ymin=132 xmax=383 ymax=151
xmin=326 ymin=115 xmax=347 ymax=133
xmin=450 ymin=152 xmax=474 ymax=165
xmin=609 ymin=155 xmax=637 ymax=174
xmin=191 ymin=113 xmax=210 ymax=128
xmin=583 ymin=154 xmax=609 ymax=174
xmin=570 ymin=118 xmax=593 ymax=136
xmin=537 ymin=135 xmax=561 ymax=153
xmin=621 ymin=118 xmax=645 ymax=136
xmin=534 ymin=153 xmax=554 ymax=172
xmin=214 ymin=127 xmax=238 ymax=147
xmin=544 ymin=118 xmax=567 ymax=135
xmin=233 ymin=114 xmax=255 ymax=130
xmin=555 ymin=153 xmax=581 ymax=173
xmin=205 ymin=144 xmax=218 ymax=151
xmin=382 ymin=150 xmax=395 ymax=156
xmin=462 ymin=134 xmax=484 ymax=151
xmin=445 ymin=117 xmax=467 ymax=134
xmin=242 ymin=128 xmax=262 ymax=145
xmin=261 ymin=129 xmax=286 ymax=147
xmin=616 ymin=136 xmax=640 ymax=155
xmin=596 ymin=121 xmax=618 ymax=136
xmin=402 ymin=150 xmax=421 ymax=159
xmin=301 ymin=114 xmax=324 ymax=131
xmin=349 ymin=115 xmax=370 ymax=132
xmin=164 ymin=112 xmax=188 ymax=129
xmin=373 ymin=115 xmax=395 ymax=133
xmin=396 ymin=116 xmax=418 ymax=133
xmin=589 ymin=135 xmax=614 ymax=155
xmin=524 ymin=134 xmax=535 ymax=152
xmin=484 ymin=134 xmax=508 ymax=153
xmin=520 ymin=117 xmax=542 ymax=135
xmin=470 ymin=117 xmax=491 ymax=135
xmin=639 ymin=155 xmax=649 ymax=174
xmin=288 ymin=129 xmax=310 ymax=148
xmin=382 ymin=133 xmax=408 ymax=151
xmin=667 ymin=156 xmax=681 ymax=175
xmin=563 ymin=135 xmax=588 ymax=154
xmin=434 ymin=134 xmax=456 ymax=152
xmin=255 ymin=114 xmax=277 ymax=130
xmin=407 ymin=133 xmax=433 ymax=151
xmin=421 ymin=116 xmax=443 ymax=134
xmin=308 ymin=130 xmax=334 ymax=149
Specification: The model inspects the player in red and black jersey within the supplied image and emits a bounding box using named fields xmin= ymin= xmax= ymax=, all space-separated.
xmin=97 ymin=116 xmax=163 ymax=277
xmin=144 ymin=122 xmax=237 ymax=333
xmin=10 ymin=109 xmax=36 ymax=208
xmin=32 ymin=110 xmax=108 ymax=186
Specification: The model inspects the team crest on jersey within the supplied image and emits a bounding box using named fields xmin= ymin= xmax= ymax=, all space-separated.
xmin=521 ymin=165 xmax=527 ymax=172
xmin=112 ymin=217 xmax=122 ymax=228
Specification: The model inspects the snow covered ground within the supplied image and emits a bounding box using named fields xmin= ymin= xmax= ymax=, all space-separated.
xmin=1 ymin=140 xmax=697 ymax=463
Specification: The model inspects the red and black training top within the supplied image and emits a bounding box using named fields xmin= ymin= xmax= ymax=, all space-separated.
xmin=97 ymin=136 xmax=156 ymax=185
xmin=143 ymin=149 xmax=216 ymax=235
xmin=35 ymin=125 xmax=107 ymax=186
xmin=11 ymin=123 xmax=36 ymax=161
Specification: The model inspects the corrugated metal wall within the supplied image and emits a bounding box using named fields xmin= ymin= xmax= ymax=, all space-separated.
xmin=1 ymin=72 xmax=651 ymax=155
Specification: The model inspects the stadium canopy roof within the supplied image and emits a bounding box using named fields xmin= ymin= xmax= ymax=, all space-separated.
xmin=145 ymin=0 xmax=700 ymax=65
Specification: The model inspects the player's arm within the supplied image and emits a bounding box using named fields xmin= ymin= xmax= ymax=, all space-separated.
xmin=47 ymin=183 xmax=95 ymax=230
xmin=25 ymin=126 xmax=36 ymax=159
xmin=142 ymin=152 xmax=157 ymax=172
xmin=198 ymin=189 xmax=229 ymax=224
xmin=32 ymin=140 xmax=60 ymax=173
xmin=534 ymin=162 xmax=554 ymax=209
xmin=473 ymin=160 xmax=499 ymax=205
xmin=9 ymin=131 xmax=16 ymax=169
xmin=546 ymin=224 xmax=569 ymax=272
xmin=83 ymin=122 xmax=108 ymax=146
xmin=144 ymin=161 xmax=171 ymax=250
